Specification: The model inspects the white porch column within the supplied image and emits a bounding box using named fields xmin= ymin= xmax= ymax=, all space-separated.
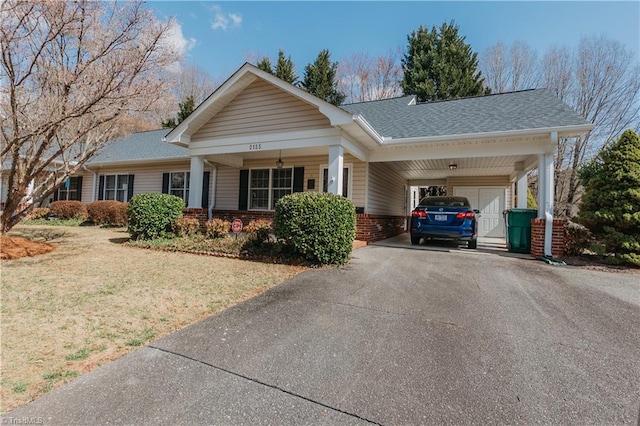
xmin=327 ymin=145 xmax=344 ymax=196
xmin=540 ymin=132 xmax=557 ymax=257
xmin=188 ymin=155 xmax=205 ymax=208
xmin=517 ymin=173 xmax=528 ymax=208
xmin=537 ymin=154 xmax=546 ymax=219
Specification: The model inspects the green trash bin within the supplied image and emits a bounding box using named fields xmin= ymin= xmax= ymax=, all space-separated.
xmin=504 ymin=209 xmax=538 ymax=253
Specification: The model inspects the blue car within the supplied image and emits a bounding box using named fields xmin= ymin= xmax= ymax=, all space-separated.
xmin=410 ymin=196 xmax=479 ymax=249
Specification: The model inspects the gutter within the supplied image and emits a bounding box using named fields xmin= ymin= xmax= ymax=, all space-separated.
xmin=86 ymin=156 xmax=189 ymax=168
xmin=352 ymin=114 xmax=385 ymax=146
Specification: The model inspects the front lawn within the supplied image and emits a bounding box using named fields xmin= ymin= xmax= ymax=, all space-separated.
xmin=0 ymin=225 xmax=307 ymax=413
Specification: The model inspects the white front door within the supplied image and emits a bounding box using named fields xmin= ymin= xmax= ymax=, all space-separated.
xmin=453 ymin=187 xmax=505 ymax=238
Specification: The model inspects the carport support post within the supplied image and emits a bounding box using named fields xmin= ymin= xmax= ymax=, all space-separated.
xmin=537 ymin=132 xmax=557 ymax=257
xmin=516 ymin=173 xmax=528 ymax=208
xmin=328 ymin=145 xmax=344 ymax=196
xmin=188 ymin=155 xmax=205 ymax=208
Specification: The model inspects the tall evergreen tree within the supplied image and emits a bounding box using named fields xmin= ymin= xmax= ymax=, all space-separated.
xmin=401 ymin=21 xmax=488 ymax=102
xmin=302 ymin=49 xmax=345 ymax=105
xmin=275 ymin=49 xmax=297 ymax=84
xmin=256 ymin=56 xmax=273 ymax=74
xmin=161 ymin=96 xmax=195 ymax=129
xmin=578 ymin=129 xmax=640 ymax=266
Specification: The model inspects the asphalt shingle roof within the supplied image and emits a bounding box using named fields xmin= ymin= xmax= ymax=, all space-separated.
xmin=88 ymin=129 xmax=186 ymax=164
xmin=341 ymin=89 xmax=591 ymax=139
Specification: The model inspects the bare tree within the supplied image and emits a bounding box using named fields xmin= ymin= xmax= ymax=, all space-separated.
xmin=480 ymin=41 xmax=538 ymax=93
xmin=557 ymin=35 xmax=640 ymax=216
xmin=338 ymin=49 xmax=403 ymax=103
xmin=172 ymin=63 xmax=219 ymax=105
xmin=0 ymin=0 xmax=181 ymax=233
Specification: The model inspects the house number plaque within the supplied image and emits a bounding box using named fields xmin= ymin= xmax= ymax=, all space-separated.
xmin=248 ymin=143 xmax=262 ymax=150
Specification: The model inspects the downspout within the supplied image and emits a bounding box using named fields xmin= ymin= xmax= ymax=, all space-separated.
xmin=203 ymin=160 xmax=217 ymax=220
xmin=83 ymin=165 xmax=97 ymax=202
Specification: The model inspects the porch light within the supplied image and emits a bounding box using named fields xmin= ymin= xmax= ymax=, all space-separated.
xmin=276 ymin=150 xmax=284 ymax=169
xmin=448 ymin=162 xmax=458 ymax=170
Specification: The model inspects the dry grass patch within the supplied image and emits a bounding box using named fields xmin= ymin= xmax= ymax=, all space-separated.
xmin=1 ymin=225 xmax=307 ymax=413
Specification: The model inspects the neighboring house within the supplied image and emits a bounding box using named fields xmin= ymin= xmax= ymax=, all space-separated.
xmin=62 ymin=63 xmax=592 ymax=253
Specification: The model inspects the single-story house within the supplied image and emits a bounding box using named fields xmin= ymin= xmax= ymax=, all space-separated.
xmin=42 ymin=63 xmax=593 ymax=256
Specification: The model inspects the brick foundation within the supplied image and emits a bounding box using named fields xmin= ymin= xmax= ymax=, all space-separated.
xmin=356 ymin=214 xmax=406 ymax=243
xmin=183 ymin=209 xmax=406 ymax=244
xmin=531 ymin=218 xmax=566 ymax=259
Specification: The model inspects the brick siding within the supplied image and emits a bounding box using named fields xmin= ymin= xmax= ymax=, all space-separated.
xmin=531 ymin=218 xmax=566 ymax=258
xmin=183 ymin=209 xmax=406 ymax=244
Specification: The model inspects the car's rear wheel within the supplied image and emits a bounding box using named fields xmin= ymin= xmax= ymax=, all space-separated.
xmin=410 ymin=235 xmax=420 ymax=245
xmin=467 ymin=239 xmax=477 ymax=249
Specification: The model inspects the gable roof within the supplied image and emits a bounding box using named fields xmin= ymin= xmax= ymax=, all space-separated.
xmin=87 ymin=128 xmax=186 ymax=166
xmin=341 ymin=89 xmax=591 ymax=140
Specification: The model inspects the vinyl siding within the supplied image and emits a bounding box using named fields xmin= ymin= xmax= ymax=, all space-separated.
xmin=77 ymin=161 xmax=214 ymax=204
xmin=214 ymin=154 xmax=366 ymax=211
xmin=367 ymin=162 xmax=408 ymax=216
xmin=192 ymin=80 xmax=332 ymax=141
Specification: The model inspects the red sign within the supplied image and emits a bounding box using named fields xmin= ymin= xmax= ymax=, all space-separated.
xmin=231 ymin=218 xmax=243 ymax=234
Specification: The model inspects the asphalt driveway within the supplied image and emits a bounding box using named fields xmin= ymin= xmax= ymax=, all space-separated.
xmin=6 ymin=244 xmax=640 ymax=425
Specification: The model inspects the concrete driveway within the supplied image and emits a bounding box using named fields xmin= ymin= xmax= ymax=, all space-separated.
xmin=6 ymin=244 xmax=640 ymax=425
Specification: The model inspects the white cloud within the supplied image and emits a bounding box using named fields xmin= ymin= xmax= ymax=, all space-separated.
xmin=166 ymin=22 xmax=197 ymax=55
xmin=210 ymin=5 xmax=242 ymax=31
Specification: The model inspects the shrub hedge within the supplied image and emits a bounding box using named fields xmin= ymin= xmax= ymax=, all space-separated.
xmin=273 ymin=192 xmax=356 ymax=265
xmin=25 ymin=207 xmax=50 ymax=220
xmin=205 ymin=218 xmax=231 ymax=238
xmin=244 ymin=219 xmax=272 ymax=245
xmin=127 ymin=193 xmax=185 ymax=240
xmin=173 ymin=217 xmax=201 ymax=237
xmin=49 ymin=201 xmax=88 ymax=220
xmin=88 ymin=201 xmax=128 ymax=226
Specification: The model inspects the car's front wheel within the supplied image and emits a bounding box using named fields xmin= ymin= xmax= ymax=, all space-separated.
xmin=467 ymin=239 xmax=477 ymax=249
xmin=410 ymin=235 xmax=420 ymax=245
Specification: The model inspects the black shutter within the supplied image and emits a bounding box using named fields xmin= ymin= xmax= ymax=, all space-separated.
xmin=201 ymin=171 xmax=210 ymax=208
xmin=293 ymin=167 xmax=304 ymax=193
xmin=127 ymin=175 xmax=135 ymax=202
xmin=162 ymin=173 xmax=170 ymax=194
xmin=98 ymin=175 xmax=105 ymax=200
xmin=76 ymin=176 xmax=83 ymax=201
xmin=238 ymin=170 xmax=249 ymax=210
xmin=53 ymin=188 xmax=59 ymax=202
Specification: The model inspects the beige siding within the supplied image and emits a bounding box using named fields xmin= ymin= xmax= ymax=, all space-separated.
xmin=192 ymin=80 xmax=331 ymax=141
xmin=367 ymin=162 xmax=408 ymax=216
xmin=77 ymin=161 xmax=218 ymax=203
xmin=214 ymin=154 xmax=366 ymax=211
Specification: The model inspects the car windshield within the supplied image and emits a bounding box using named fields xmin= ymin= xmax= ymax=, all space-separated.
xmin=418 ymin=196 xmax=470 ymax=208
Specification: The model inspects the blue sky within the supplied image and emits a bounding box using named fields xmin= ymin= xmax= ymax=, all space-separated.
xmin=149 ymin=1 xmax=640 ymax=81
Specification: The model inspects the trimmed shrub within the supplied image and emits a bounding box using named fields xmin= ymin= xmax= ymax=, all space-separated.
xmin=173 ymin=217 xmax=201 ymax=237
xmin=578 ymin=129 xmax=640 ymax=267
xmin=274 ymin=192 xmax=356 ymax=265
xmin=88 ymin=201 xmax=128 ymax=226
xmin=564 ymin=220 xmax=593 ymax=256
xmin=244 ymin=219 xmax=272 ymax=245
xmin=205 ymin=218 xmax=231 ymax=239
xmin=127 ymin=193 xmax=185 ymax=240
xmin=25 ymin=207 xmax=50 ymax=220
xmin=49 ymin=201 xmax=88 ymax=220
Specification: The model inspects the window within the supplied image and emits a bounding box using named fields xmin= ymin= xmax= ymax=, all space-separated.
xmin=169 ymin=172 xmax=190 ymax=203
xmin=57 ymin=176 xmax=81 ymax=201
xmin=103 ymin=174 xmax=129 ymax=202
xmin=249 ymin=168 xmax=292 ymax=210
xmin=322 ymin=166 xmax=351 ymax=198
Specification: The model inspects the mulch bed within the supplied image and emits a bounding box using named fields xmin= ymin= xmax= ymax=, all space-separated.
xmin=0 ymin=236 xmax=56 ymax=260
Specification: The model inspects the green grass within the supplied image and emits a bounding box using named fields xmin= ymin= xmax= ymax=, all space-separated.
xmin=64 ymin=347 xmax=92 ymax=361
xmin=22 ymin=218 xmax=87 ymax=227
xmin=125 ymin=328 xmax=157 ymax=347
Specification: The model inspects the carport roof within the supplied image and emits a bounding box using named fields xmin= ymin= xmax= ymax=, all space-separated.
xmin=340 ymin=89 xmax=591 ymax=140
